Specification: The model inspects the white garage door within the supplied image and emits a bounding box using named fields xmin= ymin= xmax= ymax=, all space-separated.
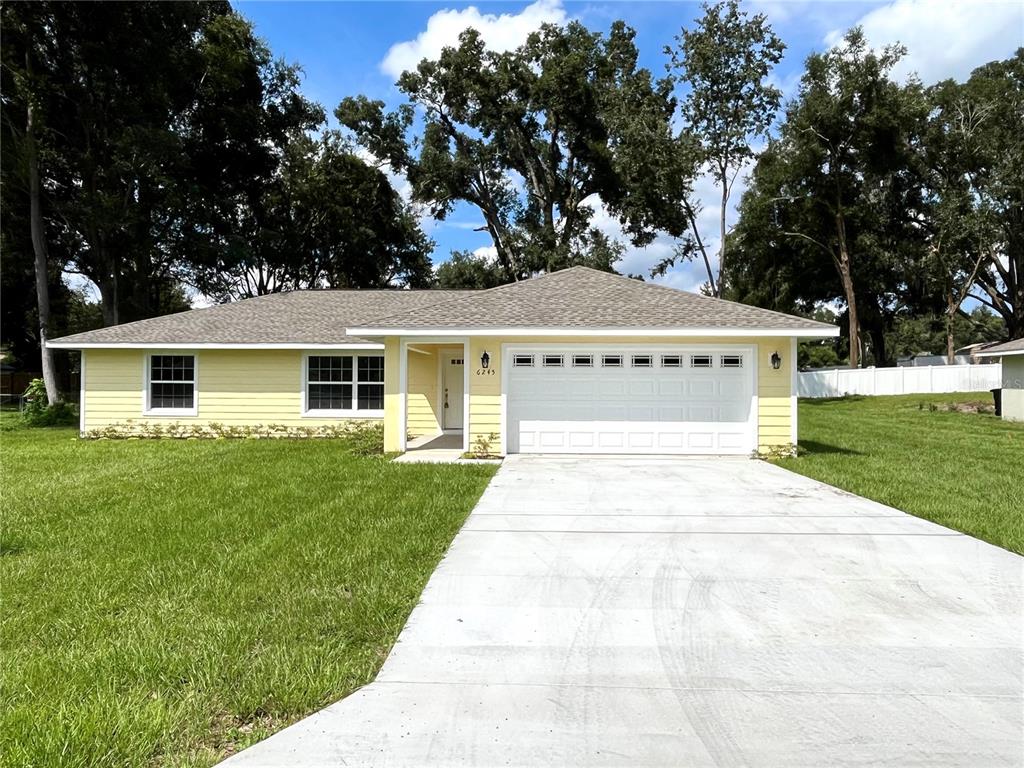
xmin=506 ymin=346 xmax=756 ymax=455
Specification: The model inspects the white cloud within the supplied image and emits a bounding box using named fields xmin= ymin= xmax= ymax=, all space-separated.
xmin=381 ymin=0 xmax=568 ymax=80
xmin=829 ymin=0 xmax=1024 ymax=84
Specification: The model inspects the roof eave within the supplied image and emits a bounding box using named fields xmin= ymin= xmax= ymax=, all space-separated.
xmin=345 ymin=326 xmax=841 ymax=339
xmin=976 ymin=348 xmax=1024 ymax=358
xmin=46 ymin=341 xmax=385 ymax=350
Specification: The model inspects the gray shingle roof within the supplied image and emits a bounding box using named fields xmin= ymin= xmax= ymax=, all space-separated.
xmin=48 ymin=290 xmax=473 ymax=347
xmin=977 ymin=337 xmax=1024 ymax=356
xmin=351 ymin=267 xmax=835 ymax=333
xmin=49 ymin=267 xmax=836 ymax=348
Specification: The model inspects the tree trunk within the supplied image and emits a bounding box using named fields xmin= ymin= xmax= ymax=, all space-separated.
xmin=835 ymin=212 xmax=860 ymax=368
xmin=717 ymin=170 xmax=728 ymax=298
xmin=946 ymin=291 xmax=956 ymax=364
xmin=685 ymin=204 xmax=716 ymax=296
xmin=26 ymin=74 xmax=60 ymax=405
xmin=98 ymin=273 xmax=119 ymax=327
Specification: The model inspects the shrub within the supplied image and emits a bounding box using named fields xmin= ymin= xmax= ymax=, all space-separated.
xmin=20 ymin=379 xmax=78 ymax=427
xmin=344 ymin=421 xmax=385 ymax=456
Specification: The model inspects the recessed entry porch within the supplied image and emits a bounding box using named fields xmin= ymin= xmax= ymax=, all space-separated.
xmin=398 ymin=340 xmax=468 ymax=455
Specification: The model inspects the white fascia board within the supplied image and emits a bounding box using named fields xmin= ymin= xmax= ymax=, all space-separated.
xmin=346 ymin=326 xmax=840 ymax=339
xmin=46 ymin=341 xmax=385 ymax=350
xmin=976 ymin=348 xmax=1024 ymax=358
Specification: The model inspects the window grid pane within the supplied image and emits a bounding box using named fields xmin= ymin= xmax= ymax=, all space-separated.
xmin=357 ymin=383 xmax=384 ymax=411
xmin=632 ymin=355 xmax=653 ymax=368
xmin=149 ymin=355 xmax=195 ymax=409
xmin=542 ymin=355 xmax=564 ymax=367
xmin=602 ymin=355 xmax=623 ymax=367
xmin=691 ymin=355 xmax=713 ymax=368
xmin=307 ymin=355 xmax=384 ymax=411
xmin=661 ymin=355 xmax=682 ymax=367
xmin=308 ymin=383 xmax=352 ymax=410
xmin=720 ymin=355 xmax=743 ymax=368
xmin=513 ymin=355 xmax=533 ymax=367
xmin=572 ymin=355 xmax=593 ymax=367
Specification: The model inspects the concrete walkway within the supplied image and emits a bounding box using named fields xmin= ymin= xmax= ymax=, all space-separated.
xmin=223 ymin=456 xmax=1023 ymax=767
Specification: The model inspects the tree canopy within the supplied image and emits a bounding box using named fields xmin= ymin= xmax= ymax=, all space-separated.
xmin=337 ymin=20 xmax=686 ymax=282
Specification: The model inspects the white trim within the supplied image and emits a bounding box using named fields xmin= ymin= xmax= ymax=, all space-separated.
xmin=976 ymin=347 xmax=1024 ymax=358
xmin=790 ymin=337 xmax=798 ymax=445
xmin=48 ymin=342 xmax=385 ymax=350
xmin=462 ymin=339 xmax=470 ymax=454
xmin=300 ymin=351 xmax=385 ymax=419
xmin=398 ymin=341 xmax=408 ymax=453
xmin=346 ymin=326 xmax=840 ymax=339
xmin=79 ymin=350 xmax=86 ymax=435
xmin=750 ymin=345 xmax=760 ymax=453
xmin=500 ymin=344 xmax=509 ymax=456
xmin=143 ymin=351 xmax=199 ymax=417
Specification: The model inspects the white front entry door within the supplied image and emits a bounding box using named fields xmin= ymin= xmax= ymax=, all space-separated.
xmin=442 ymin=353 xmax=465 ymax=430
xmin=506 ymin=346 xmax=756 ymax=455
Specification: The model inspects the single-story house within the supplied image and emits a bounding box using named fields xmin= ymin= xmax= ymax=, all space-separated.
xmin=976 ymin=337 xmax=1024 ymax=422
xmin=48 ymin=267 xmax=838 ymax=455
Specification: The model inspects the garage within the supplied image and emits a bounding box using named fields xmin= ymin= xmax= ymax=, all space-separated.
xmin=505 ymin=345 xmax=756 ymax=455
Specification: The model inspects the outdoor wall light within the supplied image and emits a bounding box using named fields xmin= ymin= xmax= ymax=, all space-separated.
xmin=771 ymin=351 xmax=782 ymax=370
xmin=480 ymin=351 xmax=490 ymax=369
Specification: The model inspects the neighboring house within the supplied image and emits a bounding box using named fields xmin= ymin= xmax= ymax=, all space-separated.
xmin=976 ymin=338 xmax=1024 ymax=422
xmin=48 ymin=267 xmax=837 ymax=455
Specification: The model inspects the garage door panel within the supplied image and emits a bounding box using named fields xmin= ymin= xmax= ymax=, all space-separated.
xmin=508 ymin=347 xmax=755 ymax=455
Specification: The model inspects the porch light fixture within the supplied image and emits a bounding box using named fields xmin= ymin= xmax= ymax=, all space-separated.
xmin=770 ymin=351 xmax=782 ymax=370
xmin=480 ymin=351 xmax=490 ymax=369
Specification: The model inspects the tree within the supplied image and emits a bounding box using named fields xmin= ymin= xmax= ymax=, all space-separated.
xmin=337 ymin=21 xmax=683 ymax=281
xmin=1 ymin=2 xmax=322 ymax=327
xmin=731 ymin=29 xmax=926 ymax=368
xmin=436 ymin=251 xmax=507 ymax=290
xmin=657 ymin=0 xmax=785 ymax=296
xmin=919 ymin=79 xmax=998 ymax=361
xmin=956 ymin=52 xmax=1023 ymax=338
xmin=196 ymin=132 xmax=434 ymax=300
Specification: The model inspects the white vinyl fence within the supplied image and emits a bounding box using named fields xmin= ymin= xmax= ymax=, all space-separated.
xmin=798 ymin=363 xmax=1003 ymax=398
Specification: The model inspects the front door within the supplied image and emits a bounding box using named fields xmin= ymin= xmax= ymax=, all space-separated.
xmin=442 ymin=353 xmax=464 ymax=430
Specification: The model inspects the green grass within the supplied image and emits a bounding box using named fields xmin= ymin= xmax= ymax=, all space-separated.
xmin=776 ymin=393 xmax=1024 ymax=554
xmin=0 ymin=421 xmax=496 ymax=767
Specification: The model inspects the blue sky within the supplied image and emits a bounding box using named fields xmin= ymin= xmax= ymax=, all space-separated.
xmin=233 ymin=0 xmax=1024 ymax=291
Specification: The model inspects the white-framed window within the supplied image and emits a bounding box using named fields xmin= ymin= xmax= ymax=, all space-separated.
xmin=690 ymin=354 xmax=713 ymax=368
xmin=720 ymin=354 xmax=743 ymax=368
xmin=572 ymin=354 xmax=594 ymax=367
xmin=304 ymin=354 xmax=384 ymax=416
xmin=601 ymin=354 xmax=624 ymax=367
xmin=661 ymin=354 xmax=683 ymax=367
xmin=542 ymin=354 xmax=564 ymax=367
xmin=632 ymin=354 xmax=653 ymax=368
xmin=513 ymin=354 xmax=534 ymax=367
xmin=145 ymin=354 xmax=197 ymax=415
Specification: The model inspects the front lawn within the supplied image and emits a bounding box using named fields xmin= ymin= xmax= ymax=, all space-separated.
xmin=777 ymin=393 xmax=1024 ymax=554
xmin=0 ymin=422 xmax=496 ymax=767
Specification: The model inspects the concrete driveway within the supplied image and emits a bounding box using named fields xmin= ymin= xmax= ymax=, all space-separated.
xmin=224 ymin=456 xmax=1023 ymax=767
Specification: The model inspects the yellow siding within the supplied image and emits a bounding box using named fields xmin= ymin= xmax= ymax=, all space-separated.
xmin=468 ymin=338 xmax=503 ymax=450
xmin=83 ymin=348 xmax=386 ymax=433
xmin=406 ymin=347 xmax=440 ymax=438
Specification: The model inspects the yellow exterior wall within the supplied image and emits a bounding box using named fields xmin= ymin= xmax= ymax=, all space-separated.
xmin=383 ymin=338 xmax=402 ymax=452
xmin=406 ymin=347 xmax=440 ymax=438
xmin=460 ymin=335 xmax=795 ymax=454
xmin=83 ymin=348 xmax=386 ymax=433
